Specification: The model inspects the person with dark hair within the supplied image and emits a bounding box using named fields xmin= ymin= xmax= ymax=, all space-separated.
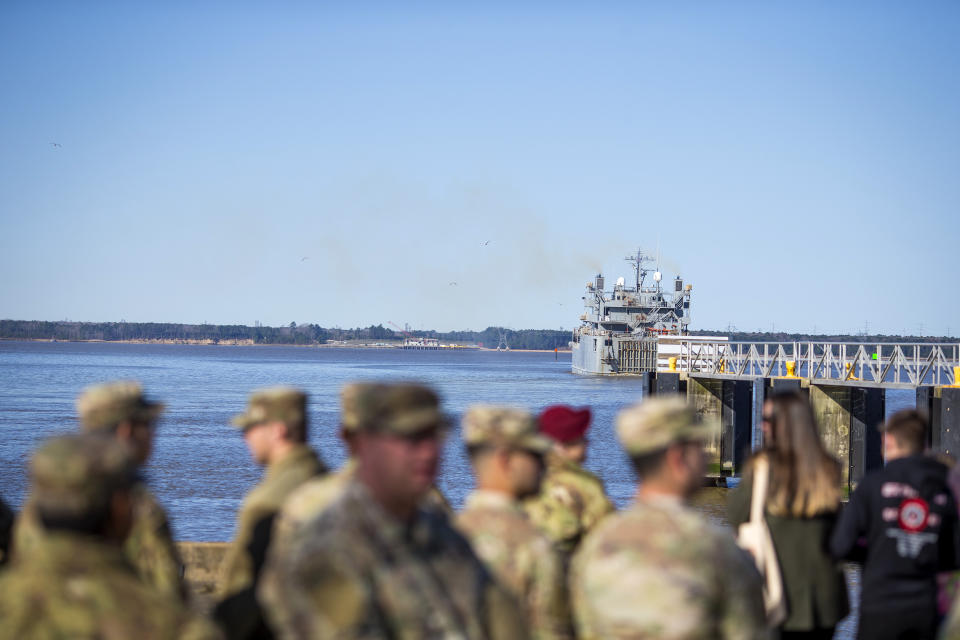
xmin=570 ymin=397 xmax=766 ymax=639
xmin=457 ymin=406 xmax=573 ymax=639
xmin=523 ymin=405 xmax=613 ymax=559
xmin=216 ymin=387 xmax=326 ymax=639
xmin=0 ymin=435 xmax=220 ymax=639
xmin=831 ymin=409 xmax=960 ymax=639
xmin=13 ymin=381 xmax=187 ymax=601
xmin=729 ymin=390 xmax=849 ymax=639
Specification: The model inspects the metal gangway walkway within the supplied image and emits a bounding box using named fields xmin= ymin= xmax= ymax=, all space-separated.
xmin=670 ymin=341 xmax=960 ymax=388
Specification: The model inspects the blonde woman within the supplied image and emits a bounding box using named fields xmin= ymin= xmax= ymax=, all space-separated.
xmin=728 ymin=390 xmax=849 ymax=639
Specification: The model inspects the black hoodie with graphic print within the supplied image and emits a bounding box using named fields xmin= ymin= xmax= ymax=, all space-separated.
xmin=830 ymin=455 xmax=960 ymax=619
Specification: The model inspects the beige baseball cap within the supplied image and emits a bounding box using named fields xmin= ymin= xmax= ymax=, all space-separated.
xmin=462 ymin=406 xmax=552 ymax=454
xmin=339 ymin=382 xmax=446 ymax=436
xmin=76 ymin=381 xmax=164 ymax=432
xmin=616 ymin=397 xmax=715 ymax=456
xmin=231 ymin=387 xmax=307 ymax=431
xmin=31 ymin=434 xmax=135 ymax=517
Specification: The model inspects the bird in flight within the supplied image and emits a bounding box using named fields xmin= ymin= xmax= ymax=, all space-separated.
xmin=50 ymin=142 xmax=61 ymax=148
xmin=300 ymin=256 xmax=309 ymax=262
xmin=481 ymin=240 xmax=491 ymax=246
xmin=449 ymin=281 xmax=457 ymax=286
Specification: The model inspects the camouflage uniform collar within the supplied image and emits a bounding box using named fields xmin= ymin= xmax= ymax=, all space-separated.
xmin=345 ymin=478 xmax=439 ymax=550
xmin=464 ymin=489 xmax=522 ymax=513
xmin=547 ymin=452 xmax=584 ymax=474
xmin=266 ymin=444 xmax=321 ymax=479
xmin=634 ymin=491 xmax=687 ymax=511
xmin=32 ymin=531 xmax=133 ymax=573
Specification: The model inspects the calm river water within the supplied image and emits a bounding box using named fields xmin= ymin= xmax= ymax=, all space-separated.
xmin=1 ymin=340 xmax=916 ymax=636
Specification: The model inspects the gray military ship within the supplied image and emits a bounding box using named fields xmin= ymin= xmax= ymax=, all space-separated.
xmin=571 ymin=249 xmax=692 ymax=375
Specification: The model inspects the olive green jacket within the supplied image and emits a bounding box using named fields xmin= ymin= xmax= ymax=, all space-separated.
xmin=13 ymin=482 xmax=187 ymax=601
xmin=216 ymin=444 xmax=326 ymax=638
xmin=0 ymin=532 xmax=220 ymax=639
xmin=728 ymin=472 xmax=850 ymax=632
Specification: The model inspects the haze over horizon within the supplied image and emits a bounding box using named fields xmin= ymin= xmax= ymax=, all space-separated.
xmin=2 ymin=3 xmax=957 ymax=336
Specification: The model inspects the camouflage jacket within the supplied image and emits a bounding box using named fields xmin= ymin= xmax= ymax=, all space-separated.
xmin=0 ymin=532 xmax=221 ymax=640
xmin=272 ymin=478 xmax=529 ymax=640
xmin=220 ymin=444 xmax=326 ymax=597
xmin=457 ymin=490 xmax=573 ymax=640
xmin=522 ymin=454 xmax=614 ymax=556
xmin=216 ymin=444 xmax=325 ymax=638
xmin=259 ymin=459 xmax=453 ymax=638
xmin=13 ymin=482 xmax=187 ymax=601
xmin=570 ymin=493 xmax=767 ymax=640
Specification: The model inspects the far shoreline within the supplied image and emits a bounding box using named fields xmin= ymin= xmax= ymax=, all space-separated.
xmin=0 ymin=338 xmax=572 ymax=353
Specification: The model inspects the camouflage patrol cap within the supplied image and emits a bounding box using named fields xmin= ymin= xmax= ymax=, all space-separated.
xmin=30 ymin=434 xmax=135 ymax=517
xmin=463 ymin=406 xmax=551 ymax=454
xmin=616 ymin=397 xmax=715 ymax=456
xmin=231 ymin=387 xmax=307 ymax=431
xmin=76 ymin=381 xmax=164 ymax=432
xmin=340 ymin=382 xmax=445 ymax=436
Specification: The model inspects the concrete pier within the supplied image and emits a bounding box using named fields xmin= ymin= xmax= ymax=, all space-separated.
xmin=918 ymin=386 xmax=960 ymax=457
xmin=721 ymin=379 xmax=753 ymax=474
xmin=809 ymin=385 xmax=884 ymax=492
xmin=178 ymin=541 xmax=229 ymax=605
xmin=688 ymin=377 xmax=723 ymax=475
xmin=648 ymin=371 xmax=894 ymax=491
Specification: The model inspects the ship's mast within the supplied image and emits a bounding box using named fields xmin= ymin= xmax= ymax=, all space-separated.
xmin=625 ymin=248 xmax=655 ymax=291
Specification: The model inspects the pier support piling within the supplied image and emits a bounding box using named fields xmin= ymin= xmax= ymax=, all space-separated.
xmin=942 ymin=388 xmax=960 ymax=458
xmin=688 ymin=377 xmax=724 ymax=475
xmin=918 ymin=387 xmax=960 ymax=457
xmin=721 ymin=379 xmax=754 ymax=474
xmin=810 ymin=384 xmax=884 ymax=492
xmin=654 ymin=372 xmax=682 ymax=396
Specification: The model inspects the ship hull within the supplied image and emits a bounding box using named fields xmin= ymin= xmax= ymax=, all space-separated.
xmin=571 ymin=334 xmax=658 ymax=376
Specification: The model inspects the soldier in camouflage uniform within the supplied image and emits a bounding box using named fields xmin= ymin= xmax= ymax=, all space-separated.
xmin=523 ymin=405 xmax=614 ymax=559
xmin=570 ymin=397 xmax=767 ymax=640
xmin=12 ymin=381 xmax=187 ymax=601
xmin=267 ymin=382 xmax=528 ymax=639
xmin=0 ymin=434 xmax=221 ymax=639
xmin=457 ymin=406 xmax=574 ymax=640
xmin=215 ymin=387 xmax=326 ymax=639
xmin=259 ymin=382 xmax=451 ymax=636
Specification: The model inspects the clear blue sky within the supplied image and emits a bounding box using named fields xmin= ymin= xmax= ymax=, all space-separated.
xmin=1 ymin=2 xmax=957 ymax=335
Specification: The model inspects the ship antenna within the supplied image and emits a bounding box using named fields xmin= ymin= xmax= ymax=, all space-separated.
xmin=655 ymin=236 xmax=662 ymax=293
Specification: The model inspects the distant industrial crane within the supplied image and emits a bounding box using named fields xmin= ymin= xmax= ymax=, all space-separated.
xmin=387 ymin=321 xmax=414 ymax=340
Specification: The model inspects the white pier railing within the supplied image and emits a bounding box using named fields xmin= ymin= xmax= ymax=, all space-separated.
xmin=670 ymin=341 xmax=960 ymax=388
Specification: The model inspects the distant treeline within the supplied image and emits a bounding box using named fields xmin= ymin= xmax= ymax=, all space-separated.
xmin=0 ymin=320 xmax=953 ymax=350
xmin=0 ymin=320 xmax=572 ymax=350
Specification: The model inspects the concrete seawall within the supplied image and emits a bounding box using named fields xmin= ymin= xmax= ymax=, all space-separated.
xmin=178 ymin=541 xmax=229 ymax=605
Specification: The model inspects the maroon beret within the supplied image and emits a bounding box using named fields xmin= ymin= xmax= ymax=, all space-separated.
xmin=538 ymin=405 xmax=591 ymax=443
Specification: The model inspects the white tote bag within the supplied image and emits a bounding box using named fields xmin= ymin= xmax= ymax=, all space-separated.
xmin=736 ymin=456 xmax=788 ymax=627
